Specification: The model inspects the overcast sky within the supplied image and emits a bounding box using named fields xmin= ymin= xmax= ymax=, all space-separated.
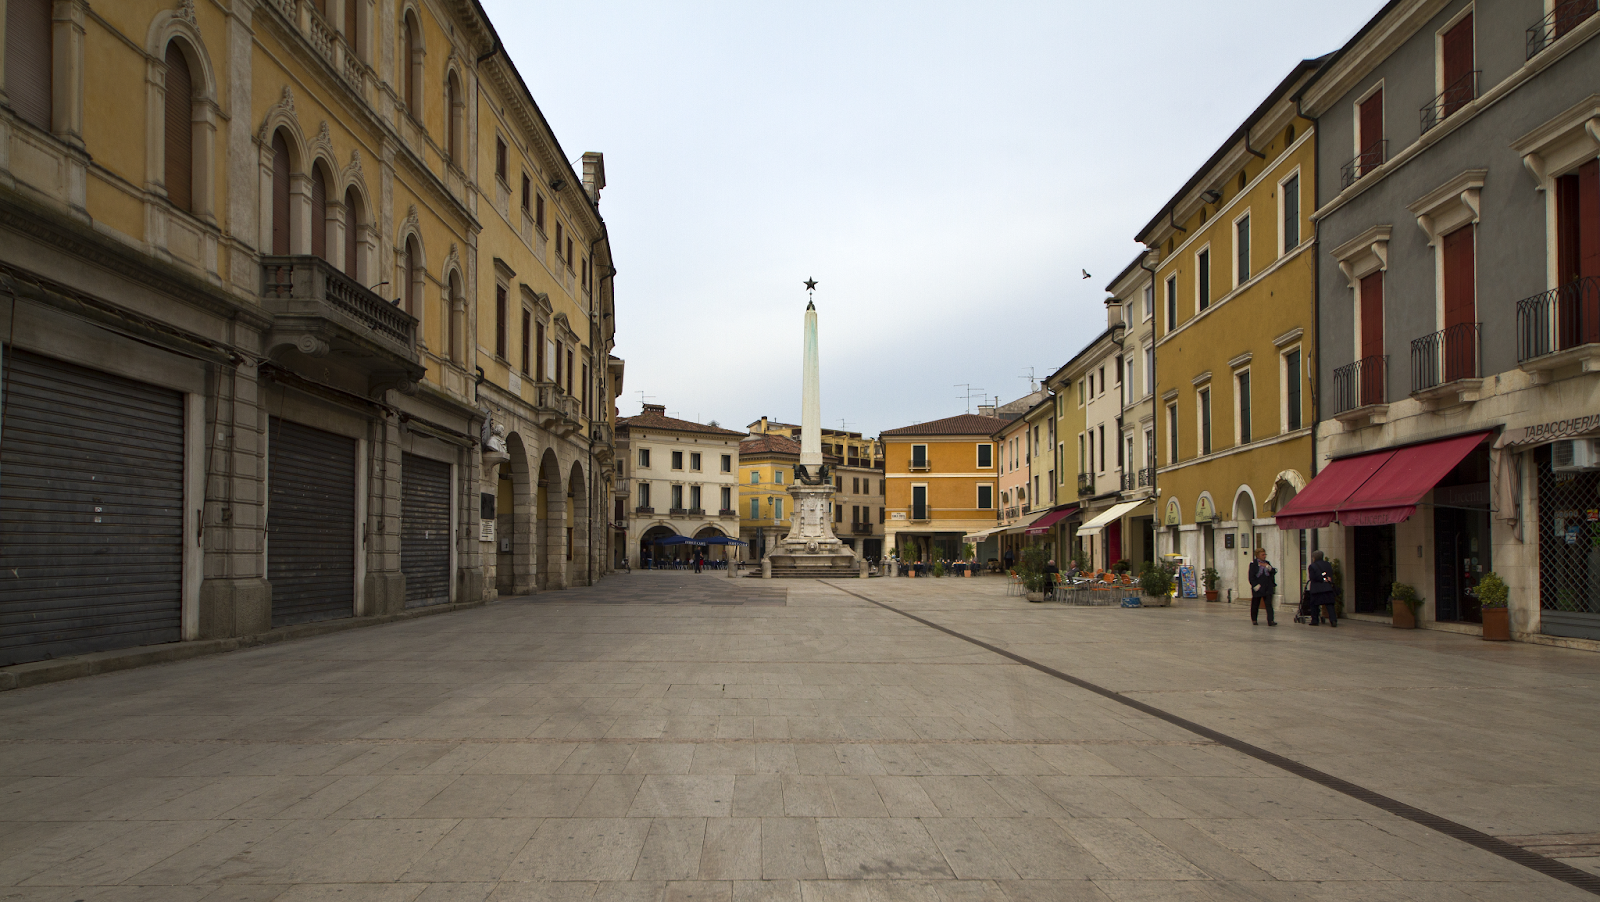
xmin=481 ymin=0 xmax=1383 ymax=437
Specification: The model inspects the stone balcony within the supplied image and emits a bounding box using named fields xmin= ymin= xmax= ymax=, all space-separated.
xmin=531 ymin=381 xmax=582 ymax=437
xmin=260 ymin=255 xmax=422 ymax=393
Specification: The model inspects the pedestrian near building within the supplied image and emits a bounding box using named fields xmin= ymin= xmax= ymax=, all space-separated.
xmin=1043 ymin=559 xmax=1060 ymax=600
xmin=1248 ymin=548 xmax=1277 ymax=626
xmin=1306 ymin=550 xmax=1337 ymax=627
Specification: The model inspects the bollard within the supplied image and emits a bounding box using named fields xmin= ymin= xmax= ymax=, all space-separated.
xmin=761 ymin=559 xmax=771 ymax=579
xmin=859 ymin=560 xmax=868 ymax=579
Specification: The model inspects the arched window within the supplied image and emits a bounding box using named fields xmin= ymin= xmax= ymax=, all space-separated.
xmin=310 ymin=164 xmax=329 ymax=262
xmin=6 ymin=0 xmax=53 ymax=131
xmin=445 ymin=71 xmax=461 ymax=161
xmin=343 ymin=188 xmax=361 ymax=279
xmin=271 ymin=131 xmax=292 ymax=255
xmin=403 ymin=13 xmax=420 ymax=118
xmin=164 ymin=42 xmax=194 ymax=213
xmin=447 ymin=271 xmax=462 ymax=362
xmin=404 ymin=236 xmax=420 ymax=314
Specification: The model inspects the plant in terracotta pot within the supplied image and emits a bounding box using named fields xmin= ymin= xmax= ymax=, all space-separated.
xmin=1019 ymin=545 xmax=1051 ymax=602
xmin=1140 ymin=563 xmax=1174 ymax=606
xmin=1390 ymin=582 xmax=1423 ymax=629
xmin=1202 ymin=567 xmax=1220 ymax=602
xmin=1478 ymin=572 xmax=1510 ymax=641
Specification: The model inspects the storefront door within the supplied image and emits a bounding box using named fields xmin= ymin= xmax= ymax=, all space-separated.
xmin=1352 ymin=524 xmax=1396 ymax=614
xmin=1434 ymin=502 xmax=1489 ymax=623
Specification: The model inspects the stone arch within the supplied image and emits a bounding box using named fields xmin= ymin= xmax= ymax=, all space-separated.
xmin=1232 ymin=485 xmax=1257 ymax=523
xmin=537 ymin=447 xmax=565 ymax=590
xmin=443 ymin=268 xmax=465 ymax=364
xmin=1195 ymin=491 xmax=1217 ymax=523
xmin=146 ymin=6 xmax=220 ymax=220
xmin=1264 ymin=469 xmax=1307 ymax=512
xmin=443 ymin=63 xmax=466 ymax=166
xmin=308 ymin=155 xmax=340 ymax=263
xmin=396 ymin=229 xmax=426 ymax=326
xmin=497 ymin=432 xmax=535 ymax=596
xmin=639 ymin=523 xmax=678 ymax=568
xmin=339 ymin=171 xmax=374 ymax=282
xmin=258 ymin=89 xmax=309 ymax=254
xmin=695 ymin=524 xmax=732 ymax=562
xmin=399 ymin=3 xmax=426 ymax=121
xmin=568 ymin=460 xmax=589 ymax=586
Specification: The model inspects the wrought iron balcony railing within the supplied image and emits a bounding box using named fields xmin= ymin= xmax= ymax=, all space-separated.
xmin=719 ymin=509 xmax=737 ymax=517
xmin=1139 ymin=467 xmax=1156 ymax=488
xmin=1527 ymin=0 xmax=1598 ymax=58
xmin=1412 ymin=323 xmax=1481 ymax=392
xmin=635 ymin=506 xmax=654 ymax=515
xmin=1340 ymin=140 xmax=1388 ymax=190
xmin=1420 ymin=71 xmax=1480 ymax=132
xmin=1518 ymin=278 xmax=1600 ymax=362
xmin=851 ymin=523 xmax=874 ymax=535
xmin=668 ymin=507 xmax=689 ymax=517
xmin=1077 ymin=473 xmax=1095 ymax=496
xmin=908 ymin=459 xmax=931 ymax=472
xmin=1332 ymin=355 xmax=1388 ymax=414
xmin=1121 ymin=471 xmax=1136 ymax=492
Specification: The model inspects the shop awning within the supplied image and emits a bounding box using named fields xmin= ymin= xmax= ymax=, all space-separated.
xmin=1336 ymin=431 xmax=1492 ymax=526
xmin=1274 ymin=431 xmax=1491 ymax=529
xmin=962 ymin=526 xmax=1004 ymax=543
xmin=1024 ymin=506 xmax=1078 ymax=536
xmin=1001 ymin=509 xmax=1051 ymax=535
xmin=1077 ymin=500 xmax=1144 ymax=537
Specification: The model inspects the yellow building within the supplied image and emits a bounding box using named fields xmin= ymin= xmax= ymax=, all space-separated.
xmin=745 ymin=417 xmax=884 ymax=557
xmin=882 ymin=414 xmax=1004 ymax=562
xmin=1139 ymin=59 xmax=1322 ymax=605
xmin=739 ymin=432 xmax=801 ymax=559
xmin=0 ymin=0 xmax=617 ymax=667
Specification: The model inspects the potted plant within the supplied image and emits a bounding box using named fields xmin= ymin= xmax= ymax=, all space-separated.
xmin=1111 ymin=559 xmax=1132 ymax=575
xmin=961 ymin=543 xmax=975 ymax=576
xmin=1019 ymin=545 xmax=1050 ymax=602
xmin=1202 ymin=567 xmax=1220 ymax=602
xmin=1139 ymin=562 xmax=1174 ymax=607
xmin=1478 ymin=572 xmax=1510 ymax=641
xmin=932 ymin=560 xmax=946 ymax=578
xmin=1390 ymin=581 xmax=1423 ymax=629
xmin=1072 ymin=550 xmax=1090 ymax=575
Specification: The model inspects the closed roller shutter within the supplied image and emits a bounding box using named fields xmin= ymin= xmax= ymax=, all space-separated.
xmin=402 ymin=452 xmax=451 ymax=608
xmin=268 ymin=417 xmax=354 ymax=626
xmin=0 ymin=350 xmax=184 ymax=667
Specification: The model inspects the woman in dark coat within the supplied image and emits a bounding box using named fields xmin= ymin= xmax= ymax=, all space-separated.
xmin=1248 ymin=547 xmax=1277 ymax=626
xmin=1306 ymin=549 xmax=1337 ymax=626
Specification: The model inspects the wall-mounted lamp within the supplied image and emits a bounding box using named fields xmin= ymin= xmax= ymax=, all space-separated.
xmin=1201 ymin=189 xmax=1222 ymax=205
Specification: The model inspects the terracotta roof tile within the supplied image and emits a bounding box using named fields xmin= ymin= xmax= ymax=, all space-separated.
xmin=618 ymin=410 xmax=745 ymax=437
xmin=881 ymin=414 xmax=1008 ymax=437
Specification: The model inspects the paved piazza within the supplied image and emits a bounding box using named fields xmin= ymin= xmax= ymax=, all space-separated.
xmin=3 ymin=573 xmax=1599 ymax=902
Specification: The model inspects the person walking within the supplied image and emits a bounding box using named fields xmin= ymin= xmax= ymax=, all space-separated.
xmin=693 ymin=551 xmax=703 ymax=574
xmin=1043 ymin=559 xmax=1060 ymax=600
xmin=1248 ymin=547 xmax=1277 ymax=626
xmin=1003 ymin=548 xmax=1015 ymax=571
xmin=1306 ymin=549 xmax=1338 ymax=627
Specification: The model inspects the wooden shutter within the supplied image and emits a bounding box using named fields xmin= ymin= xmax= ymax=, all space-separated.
xmin=536 ymin=323 xmax=545 ymax=379
xmin=1442 ymin=227 xmax=1477 ymax=379
xmin=555 ymin=340 xmax=563 ymax=385
xmin=536 ymin=193 xmax=545 ymax=229
xmin=164 ymin=44 xmax=194 ymax=213
xmin=1359 ymin=90 xmax=1383 ymax=162
xmin=343 ymin=189 xmax=359 ymax=278
xmin=1360 ymin=272 xmax=1384 ymax=406
xmin=271 ymin=132 xmax=291 ymax=255
xmin=344 ymin=0 xmax=358 ymax=50
xmin=403 ymin=18 xmax=416 ymax=114
xmin=404 ymin=240 xmax=416 ymax=312
xmin=309 ymin=0 xmax=327 ymax=16
xmin=310 ymin=167 xmax=328 ymax=261
xmin=5 ymin=0 xmax=53 ymax=131
xmin=1582 ymin=160 xmax=1600 ymax=283
xmin=521 ymin=310 xmax=531 ymax=375
xmin=447 ymin=77 xmax=459 ymax=160
xmin=1442 ymin=14 xmax=1473 ymax=117
xmin=495 ymin=286 xmax=507 ymax=358
xmin=567 ymin=349 xmax=574 ymax=395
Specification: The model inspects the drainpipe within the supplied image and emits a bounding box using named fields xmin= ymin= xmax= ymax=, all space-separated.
xmin=1139 ymin=250 xmax=1161 ymax=548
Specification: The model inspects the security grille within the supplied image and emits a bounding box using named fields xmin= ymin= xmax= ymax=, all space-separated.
xmin=1535 ymin=446 xmax=1600 ymax=640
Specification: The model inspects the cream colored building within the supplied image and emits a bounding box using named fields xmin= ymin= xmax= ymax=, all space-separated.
xmin=618 ymin=405 xmax=743 ymax=567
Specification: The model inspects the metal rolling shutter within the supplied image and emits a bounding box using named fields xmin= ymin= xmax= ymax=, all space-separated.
xmin=401 ymin=453 xmax=451 ymax=608
xmin=0 ymin=350 xmax=184 ymax=667
xmin=268 ymin=417 xmax=355 ymax=626
xmin=5 ymin=0 xmax=53 ymax=132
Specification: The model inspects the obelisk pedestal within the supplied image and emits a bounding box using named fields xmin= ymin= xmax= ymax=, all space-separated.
xmin=768 ymin=297 xmax=859 ymax=578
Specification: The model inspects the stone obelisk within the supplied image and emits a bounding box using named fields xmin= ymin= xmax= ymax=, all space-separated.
xmin=768 ymin=283 xmax=858 ymax=577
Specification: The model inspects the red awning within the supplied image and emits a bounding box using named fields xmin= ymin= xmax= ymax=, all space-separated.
xmin=1274 ymin=450 xmax=1397 ymax=530
xmin=1336 ymin=431 xmax=1491 ymax=526
xmin=1025 ymin=506 xmax=1077 ymax=535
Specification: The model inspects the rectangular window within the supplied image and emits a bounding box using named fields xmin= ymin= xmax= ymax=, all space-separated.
xmin=1285 ymin=349 xmax=1302 ymax=431
xmin=639 ymin=449 xmax=650 ymax=468
xmin=520 ymin=310 xmax=531 ymax=375
xmin=690 ymin=486 xmax=702 ymax=510
xmin=720 ymin=487 xmax=731 ymax=510
xmin=852 ymin=478 xmax=860 ymax=494
xmin=1237 ymin=370 xmax=1252 ymax=445
xmin=556 ymin=223 xmax=564 ymax=258
xmin=911 ymin=485 xmax=928 ymax=520
xmin=671 ymin=484 xmax=683 ymax=509
xmin=880 ymin=480 xmax=886 ymax=496
xmin=690 ymin=452 xmax=702 ymax=471
xmin=1144 ymin=346 xmax=1155 ymax=398
xmin=721 ymin=454 xmax=731 ymax=473
xmin=775 ymin=470 xmax=784 ymax=485
xmin=638 ymin=483 xmax=650 ymax=508
xmin=1079 ymin=433 xmax=1087 ymax=473
xmin=1441 ymin=13 xmax=1474 ymax=120
xmin=1098 ymin=425 xmax=1105 ymax=472
xmin=1166 ymin=275 xmax=1178 ymax=333
xmin=1142 ymin=283 xmax=1154 ymax=321
xmin=750 ymin=470 xmax=759 ymax=484
xmin=1197 ymin=249 xmax=1211 ymax=310
xmin=1168 ymin=403 xmax=1179 ymax=463
xmin=1199 ymin=387 xmax=1212 ymax=455
xmin=536 ymin=323 xmax=546 ymax=381
xmin=911 ymin=444 xmax=928 ymax=468
xmin=977 ymin=484 xmax=993 ymax=510
xmin=1282 ymin=173 xmax=1300 ymax=251
xmin=535 ymin=193 xmax=546 ymax=230
xmin=878 ymin=506 xmax=885 ymax=524
xmin=1078 ymin=378 xmax=1085 ymax=405
xmin=495 ymin=138 xmax=507 ymax=182
xmin=750 ymin=497 xmax=760 ymax=519
xmin=555 ymin=340 xmax=564 ymax=386
xmin=672 ymin=450 xmax=683 ymax=470
xmin=836 ymin=504 xmax=843 ymax=523
xmin=495 ymin=286 xmax=508 ymax=359
xmin=1554 ymin=160 xmax=1599 ymax=291
xmin=582 ymin=364 xmax=590 ymax=417
xmin=521 ymin=173 xmax=531 ymax=213
xmin=567 ymin=238 xmax=574 ymax=269
xmin=1358 ymin=88 xmax=1384 ymax=176
xmin=1235 ymin=215 xmax=1250 ymax=285
xmin=774 ymin=498 xmax=783 ymax=520
xmin=566 ymin=349 xmax=574 ymax=396
xmin=977 ymin=443 xmax=993 ymax=468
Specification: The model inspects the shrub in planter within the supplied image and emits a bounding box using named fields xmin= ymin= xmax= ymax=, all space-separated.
xmin=1390 ymin=581 xmax=1423 ymax=629
xmin=1139 ymin=563 xmax=1174 ymax=602
xmin=932 ymin=561 xmax=946 ymax=578
xmin=1202 ymin=566 xmax=1220 ymax=601
xmin=1112 ymin=559 xmax=1132 ymax=575
xmin=1479 ymin=571 xmax=1510 ymax=641
xmin=1018 ymin=545 xmax=1051 ymax=599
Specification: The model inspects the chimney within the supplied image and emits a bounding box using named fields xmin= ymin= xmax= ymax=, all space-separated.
xmin=642 ymin=402 xmax=665 ymax=414
xmin=977 ymin=403 xmax=996 ymax=418
xmin=582 ymin=152 xmax=606 ymax=203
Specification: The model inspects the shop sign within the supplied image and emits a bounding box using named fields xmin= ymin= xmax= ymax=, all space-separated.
xmin=1514 ymin=414 xmax=1600 ymax=446
xmin=1196 ymin=496 xmax=1214 ymax=522
xmin=1164 ymin=498 xmax=1181 ymax=526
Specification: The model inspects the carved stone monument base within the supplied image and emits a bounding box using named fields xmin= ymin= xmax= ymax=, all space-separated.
xmin=767 ymin=482 xmax=859 ymax=577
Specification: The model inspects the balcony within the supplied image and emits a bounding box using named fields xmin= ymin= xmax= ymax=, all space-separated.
xmin=1077 ymin=474 xmax=1095 ymax=497
xmin=532 ymin=381 xmax=582 ymax=437
xmin=1411 ymin=323 xmax=1484 ymax=405
xmin=263 ymin=0 xmax=367 ymax=96
xmin=851 ymin=523 xmax=874 ymax=535
xmin=1332 ymin=355 xmax=1389 ymax=425
xmin=1121 ymin=471 xmax=1136 ymax=492
xmin=1527 ymin=0 xmax=1598 ymax=58
xmin=635 ymin=506 xmax=654 ymax=515
xmin=260 ymin=255 xmax=422 ymax=392
xmin=719 ymin=509 xmax=738 ymax=518
xmin=1420 ymin=72 xmax=1480 ymax=133
xmin=1518 ymin=278 xmax=1600 ymax=380
xmin=1340 ymin=141 xmax=1388 ymax=190
xmin=668 ymin=507 xmax=689 ymax=517
xmin=908 ymin=459 xmax=932 ymax=472
xmin=1139 ymin=467 xmax=1155 ymax=488
xmin=688 ymin=508 xmax=705 ymax=517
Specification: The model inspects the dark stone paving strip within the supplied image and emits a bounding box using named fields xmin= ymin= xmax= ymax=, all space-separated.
xmin=821 ymin=579 xmax=1600 ymax=898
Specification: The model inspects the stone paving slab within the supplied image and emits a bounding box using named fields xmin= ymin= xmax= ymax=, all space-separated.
xmin=0 ymin=572 xmax=1594 ymax=900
